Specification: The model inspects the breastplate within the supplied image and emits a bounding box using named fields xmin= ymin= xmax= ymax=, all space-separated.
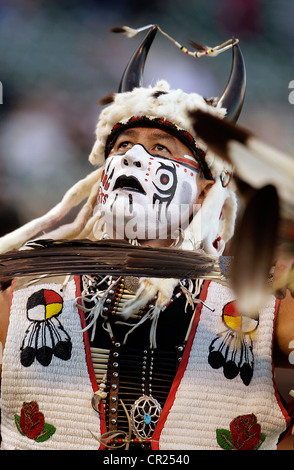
xmin=81 ymin=275 xmax=194 ymax=449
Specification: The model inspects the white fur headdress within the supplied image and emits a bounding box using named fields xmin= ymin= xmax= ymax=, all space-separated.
xmin=89 ymin=80 xmax=226 ymax=172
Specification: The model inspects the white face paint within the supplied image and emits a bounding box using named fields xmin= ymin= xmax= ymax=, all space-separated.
xmin=96 ymin=131 xmax=200 ymax=241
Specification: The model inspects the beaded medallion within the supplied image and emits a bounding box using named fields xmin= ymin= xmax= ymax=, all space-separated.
xmin=130 ymin=395 xmax=162 ymax=439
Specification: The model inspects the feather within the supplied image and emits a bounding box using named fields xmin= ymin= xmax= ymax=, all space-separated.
xmin=230 ymin=185 xmax=280 ymax=318
xmin=188 ymin=108 xmax=294 ymax=304
xmin=98 ymin=93 xmax=115 ymax=106
xmin=189 ymin=109 xmax=294 ymax=215
xmin=0 ymin=168 xmax=102 ymax=254
xmin=110 ymin=26 xmax=130 ymax=34
xmin=189 ymin=40 xmax=208 ymax=52
xmin=0 ymin=239 xmax=228 ymax=281
xmin=110 ymin=26 xmax=139 ymax=38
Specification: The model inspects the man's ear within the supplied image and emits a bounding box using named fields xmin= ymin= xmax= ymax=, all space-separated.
xmin=196 ymin=178 xmax=215 ymax=205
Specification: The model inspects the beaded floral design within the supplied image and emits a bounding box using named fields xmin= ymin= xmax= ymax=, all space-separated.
xmin=216 ymin=414 xmax=266 ymax=450
xmin=15 ymin=401 xmax=56 ymax=442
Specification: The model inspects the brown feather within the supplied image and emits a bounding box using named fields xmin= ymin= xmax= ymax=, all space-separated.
xmin=233 ymin=175 xmax=257 ymax=205
xmin=230 ymin=184 xmax=280 ymax=317
xmin=110 ymin=27 xmax=127 ymax=34
xmin=98 ymin=93 xmax=115 ymax=106
xmin=189 ymin=40 xmax=208 ymax=52
xmin=0 ymin=239 xmax=226 ymax=281
xmin=188 ymin=109 xmax=250 ymax=162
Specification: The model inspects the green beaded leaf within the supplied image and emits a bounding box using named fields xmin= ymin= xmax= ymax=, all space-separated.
xmin=255 ymin=433 xmax=266 ymax=450
xmin=35 ymin=422 xmax=56 ymax=442
xmin=216 ymin=428 xmax=234 ymax=450
xmin=14 ymin=414 xmax=56 ymax=442
xmin=14 ymin=414 xmax=24 ymax=436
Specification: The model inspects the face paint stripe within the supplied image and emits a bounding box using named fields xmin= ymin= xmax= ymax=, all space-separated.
xmin=171 ymin=155 xmax=199 ymax=170
xmin=110 ymin=144 xmax=199 ymax=170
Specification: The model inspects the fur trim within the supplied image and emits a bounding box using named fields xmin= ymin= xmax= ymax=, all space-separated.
xmin=219 ymin=189 xmax=238 ymax=243
xmin=181 ymin=177 xmax=230 ymax=254
xmin=89 ymin=80 xmax=227 ymax=178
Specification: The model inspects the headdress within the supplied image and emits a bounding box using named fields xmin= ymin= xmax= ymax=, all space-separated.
xmin=90 ymin=25 xmax=246 ymax=255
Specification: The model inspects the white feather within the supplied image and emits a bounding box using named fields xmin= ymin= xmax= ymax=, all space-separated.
xmin=228 ymin=138 xmax=294 ymax=213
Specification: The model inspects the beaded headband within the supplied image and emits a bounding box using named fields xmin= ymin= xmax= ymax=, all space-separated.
xmin=104 ymin=116 xmax=213 ymax=180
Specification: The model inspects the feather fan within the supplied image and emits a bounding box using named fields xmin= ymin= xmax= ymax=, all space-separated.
xmin=0 ymin=239 xmax=231 ymax=281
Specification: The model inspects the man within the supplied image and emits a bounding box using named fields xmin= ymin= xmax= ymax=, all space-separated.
xmin=0 ymin=26 xmax=293 ymax=450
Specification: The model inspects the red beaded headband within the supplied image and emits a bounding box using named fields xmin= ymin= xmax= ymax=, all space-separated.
xmin=105 ymin=116 xmax=213 ymax=180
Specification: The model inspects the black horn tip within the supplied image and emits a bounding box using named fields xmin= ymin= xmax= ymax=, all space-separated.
xmin=118 ymin=25 xmax=158 ymax=93
xmin=218 ymin=41 xmax=246 ymax=122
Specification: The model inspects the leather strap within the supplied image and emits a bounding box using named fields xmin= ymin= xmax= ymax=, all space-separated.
xmin=108 ymin=342 xmax=121 ymax=431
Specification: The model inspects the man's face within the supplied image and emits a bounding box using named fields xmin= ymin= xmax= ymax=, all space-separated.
xmin=96 ymin=127 xmax=208 ymax=243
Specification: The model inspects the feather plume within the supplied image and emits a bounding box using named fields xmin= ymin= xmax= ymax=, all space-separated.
xmin=110 ymin=26 xmax=139 ymax=38
xmin=98 ymin=93 xmax=115 ymax=106
xmin=189 ymin=109 xmax=294 ymax=215
xmin=0 ymin=239 xmax=228 ymax=281
xmin=0 ymin=168 xmax=102 ymax=254
xmin=189 ymin=40 xmax=209 ymax=52
xmin=230 ymin=185 xmax=280 ymax=318
xmin=188 ymin=108 xmax=294 ymax=312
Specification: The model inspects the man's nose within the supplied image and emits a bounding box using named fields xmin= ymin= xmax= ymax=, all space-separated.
xmin=121 ymin=144 xmax=147 ymax=170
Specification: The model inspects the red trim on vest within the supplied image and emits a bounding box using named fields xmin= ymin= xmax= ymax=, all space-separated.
xmin=272 ymin=298 xmax=291 ymax=431
xmin=74 ymin=276 xmax=107 ymax=446
xmin=74 ymin=276 xmax=98 ymax=392
xmin=151 ymin=280 xmax=211 ymax=450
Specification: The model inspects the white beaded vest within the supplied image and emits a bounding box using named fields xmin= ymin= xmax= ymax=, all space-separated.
xmin=0 ymin=275 xmax=289 ymax=450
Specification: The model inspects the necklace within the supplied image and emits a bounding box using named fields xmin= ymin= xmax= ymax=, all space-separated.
xmin=130 ymin=349 xmax=162 ymax=440
xmin=83 ymin=275 xmax=196 ymax=447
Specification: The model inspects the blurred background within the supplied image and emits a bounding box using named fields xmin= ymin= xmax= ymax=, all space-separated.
xmin=0 ymin=0 xmax=293 ymax=419
xmin=0 ymin=0 xmax=293 ymax=226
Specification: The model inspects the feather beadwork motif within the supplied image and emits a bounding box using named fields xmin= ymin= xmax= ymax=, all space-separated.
xmin=208 ymin=301 xmax=258 ymax=386
xmin=20 ymin=289 xmax=72 ymax=367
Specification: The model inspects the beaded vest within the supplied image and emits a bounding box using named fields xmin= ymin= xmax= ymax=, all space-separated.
xmin=0 ymin=275 xmax=289 ymax=450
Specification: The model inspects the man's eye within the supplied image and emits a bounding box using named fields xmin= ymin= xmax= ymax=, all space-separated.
xmin=117 ymin=141 xmax=132 ymax=150
xmin=155 ymin=144 xmax=169 ymax=152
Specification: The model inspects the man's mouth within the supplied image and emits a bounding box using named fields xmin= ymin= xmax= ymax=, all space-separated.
xmin=113 ymin=175 xmax=146 ymax=194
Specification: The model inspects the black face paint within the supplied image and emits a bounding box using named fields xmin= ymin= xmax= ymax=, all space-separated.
xmin=110 ymin=193 xmax=118 ymax=212
xmin=129 ymin=193 xmax=133 ymax=213
xmin=97 ymin=144 xmax=199 ymax=241
xmin=152 ymin=161 xmax=178 ymax=209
